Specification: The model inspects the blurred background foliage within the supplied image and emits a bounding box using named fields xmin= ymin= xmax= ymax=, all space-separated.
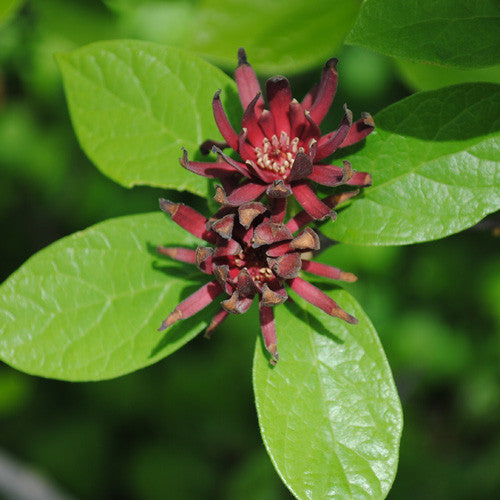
xmin=0 ymin=1 xmax=499 ymax=498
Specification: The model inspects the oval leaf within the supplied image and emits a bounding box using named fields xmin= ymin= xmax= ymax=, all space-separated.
xmin=324 ymin=83 xmax=500 ymax=245
xmin=56 ymin=40 xmax=240 ymax=196
xmin=253 ymin=289 xmax=402 ymax=499
xmin=346 ymin=0 xmax=500 ymax=69
xmin=0 ymin=213 xmax=216 ymax=381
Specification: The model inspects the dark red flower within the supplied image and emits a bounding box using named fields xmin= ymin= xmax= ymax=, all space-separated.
xmin=157 ymin=195 xmax=358 ymax=364
xmin=180 ymin=48 xmax=374 ymax=223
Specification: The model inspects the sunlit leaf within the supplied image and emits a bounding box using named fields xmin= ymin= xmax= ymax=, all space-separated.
xmin=325 ymin=83 xmax=500 ymax=245
xmin=347 ymin=0 xmax=500 ymax=69
xmin=0 ymin=213 xmax=215 ymax=381
xmin=57 ymin=40 xmax=240 ymax=196
xmin=254 ymin=289 xmax=402 ymax=499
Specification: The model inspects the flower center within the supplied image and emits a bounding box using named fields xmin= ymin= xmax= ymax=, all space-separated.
xmin=254 ymin=133 xmax=299 ymax=179
xmin=232 ymin=248 xmax=274 ymax=283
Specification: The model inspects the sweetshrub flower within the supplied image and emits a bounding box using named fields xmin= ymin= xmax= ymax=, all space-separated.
xmin=181 ymin=48 xmax=374 ymax=222
xmin=157 ymin=193 xmax=358 ymax=363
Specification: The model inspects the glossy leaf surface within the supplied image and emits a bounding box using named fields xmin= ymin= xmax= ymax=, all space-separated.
xmin=57 ymin=40 xmax=240 ymax=196
xmin=0 ymin=213 xmax=215 ymax=381
xmin=325 ymin=83 xmax=500 ymax=245
xmin=347 ymin=0 xmax=500 ymax=69
xmin=106 ymin=0 xmax=361 ymax=75
xmin=254 ymin=288 xmax=402 ymax=499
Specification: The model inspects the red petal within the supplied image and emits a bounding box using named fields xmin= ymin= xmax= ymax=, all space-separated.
xmin=212 ymin=145 xmax=252 ymax=178
xmin=259 ymin=303 xmax=279 ymax=364
xmin=270 ymin=197 xmax=287 ymax=223
xmin=158 ymin=281 xmax=223 ymax=331
xmin=180 ymin=148 xmax=235 ymax=178
xmin=309 ymin=58 xmax=338 ymax=125
xmin=288 ymin=152 xmax=313 ymax=182
xmin=340 ymin=113 xmax=375 ymax=148
xmin=266 ymin=179 xmax=292 ymax=199
xmin=235 ymin=48 xmax=264 ymax=112
xmin=268 ymin=252 xmax=301 ymax=279
xmin=261 ymin=283 xmax=288 ymax=306
xmin=286 ymin=191 xmax=358 ymax=233
xmin=212 ymin=90 xmax=239 ymax=150
xmin=238 ymin=201 xmax=267 ymax=229
xmin=236 ymin=268 xmax=258 ymax=298
xmin=159 ymin=199 xmax=217 ymax=243
xmin=288 ymin=277 xmax=357 ymax=324
xmin=224 ymin=180 xmax=267 ymax=206
xmin=301 ymin=260 xmax=357 ymax=282
xmin=315 ymin=105 xmax=353 ymax=161
xmin=242 ymin=92 xmax=266 ymax=146
xmin=157 ymin=246 xmax=196 ymax=264
xmin=291 ymin=182 xmax=334 ymax=221
xmin=266 ymin=76 xmax=292 ymax=136
xmin=209 ymin=213 xmax=235 ymax=239
xmin=204 ymin=308 xmax=229 ymax=338
xmin=222 ymin=290 xmax=254 ymax=314
xmin=258 ymin=109 xmax=275 ymax=138
xmin=253 ymin=220 xmax=293 ymax=247
xmin=289 ymin=99 xmax=306 ymax=138
xmin=301 ymin=83 xmax=319 ymax=111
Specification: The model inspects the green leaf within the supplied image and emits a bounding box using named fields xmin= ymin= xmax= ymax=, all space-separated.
xmin=396 ymin=59 xmax=500 ymax=92
xmin=0 ymin=213 xmax=215 ymax=381
xmin=0 ymin=0 xmax=23 ymax=26
xmin=109 ymin=0 xmax=361 ymax=75
xmin=347 ymin=0 xmax=500 ymax=69
xmin=57 ymin=40 xmax=240 ymax=196
xmin=324 ymin=83 xmax=500 ymax=245
xmin=253 ymin=288 xmax=402 ymax=499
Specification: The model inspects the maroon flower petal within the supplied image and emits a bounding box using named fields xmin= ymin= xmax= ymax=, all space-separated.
xmin=288 ymin=277 xmax=358 ymax=324
xmin=222 ymin=290 xmax=254 ymax=314
xmin=238 ymin=128 xmax=258 ymax=162
xmin=260 ymin=283 xmax=288 ymax=307
xmin=236 ymin=268 xmax=258 ymax=297
xmin=204 ymin=308 xmax=229 ymax=338
xmin=269 ymin=197 xmax=287 ymax=223
xmin=253 ymin=220 xmax=293 ymax=247
xmin=195 ymin=246 xmax=214 ymax=273
xmin=301 ymin=260 xmax=358 ymax=282
xmin=244 ymin=159 xmax=277 ymax=184
xmin=266 ymin=76 xmax=292 ymax=136
xmin=340 ymin=112 xmax=375 ymax=148
xmin=347 ymin=171 xmax=373 ymax=187
xmin=259 ymin=303 xmax=279 ymax=364
xmin=212 ymin=90 xmax=239 ymax=150
xmin=213 ymin=238 xmax=243 ymax=259
xmin=301 ymin=83 xmax=319 ymax=111
xmin=289 ymin=99 xmax=306 ymax=138
xmin=268 ymin=252 xmax=302 ymax=279
xmin=237 ymin=201 xmax=267 ymax=229
xmin=291 ymin=182 xmax=335 ymax=221
xmin=315 ymin=105 xmax=353 ymax=161
xmin=216 ymin=181 xmax=267 ymax=206
xmin=180 ymin=148 xmax=236 ymax=179
xmin=209 ymin=213 xmax=235 ymax=240
xmin=288 ymin=151 xmax=314 ymax=182
xmin=212 ymin=145 xmax=252 ymax=178
xmin=235 ymin=48 xmax=264 ymax=112
xmin=241 ymin=92 xmax=266 ymax=147
xmin=157 ymin=246 xmax=197 ymax=264
xmin=158 ymin=281 xmax=224 ymax=331
xmin=266 ymin=179 xmax=292 ymax=199
xmin=286 ymin=191 xmax=359 ymax=233
xmin=257 ymin=109 xmax=275 ymax=138
xmin=309 ymin=58 xmax=338 ymax=125
xmin=266 ymin=227 xmax=319 ymax=257
xmin=159 ymin=199 xmax=217 ymax=244
xmin=302 ymin=111 xmax=322 ymax=143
